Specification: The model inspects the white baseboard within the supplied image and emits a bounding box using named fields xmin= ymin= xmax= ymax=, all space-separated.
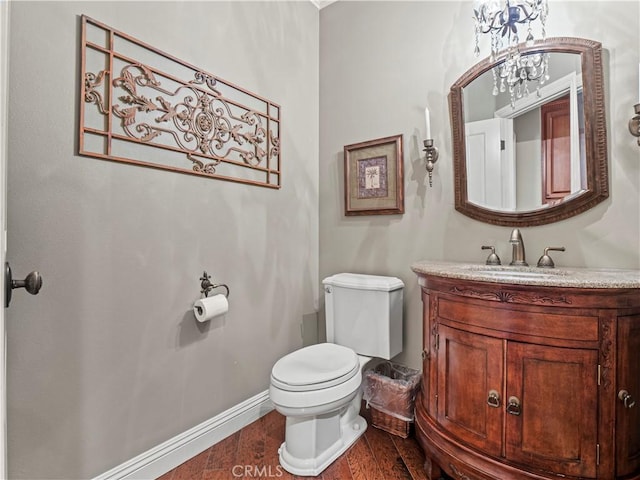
xmin=94 ymin=390 xmax=273 ymax=480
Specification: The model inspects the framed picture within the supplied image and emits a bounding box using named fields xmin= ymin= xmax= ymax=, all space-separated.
xmin=344 ymin=134 xmax=404 ymax=216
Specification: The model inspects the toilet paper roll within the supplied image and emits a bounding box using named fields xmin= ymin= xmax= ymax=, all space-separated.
xmin=193 ymin=294 xmax=229 ymax=322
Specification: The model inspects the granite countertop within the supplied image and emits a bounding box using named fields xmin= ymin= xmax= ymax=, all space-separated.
xmin=410 ymin=260 xmax=640 ymax=289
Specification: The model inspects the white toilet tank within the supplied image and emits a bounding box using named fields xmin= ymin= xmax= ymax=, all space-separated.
xmin=323 ymin=273 xmax=404 ymax=360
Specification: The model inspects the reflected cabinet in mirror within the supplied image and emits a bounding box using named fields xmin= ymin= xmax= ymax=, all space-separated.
xmin=450 ymin=37 xmax=608 ymax=226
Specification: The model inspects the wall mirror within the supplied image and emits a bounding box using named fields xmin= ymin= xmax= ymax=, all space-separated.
xmin=449 ymin=37 xmax=608 ymax=226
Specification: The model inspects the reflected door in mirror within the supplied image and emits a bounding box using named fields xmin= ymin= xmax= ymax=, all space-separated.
xmin=465 ymin=118 xmax=516 ymax=211
xmin=542 ymin=95 xmax=571 ymax=205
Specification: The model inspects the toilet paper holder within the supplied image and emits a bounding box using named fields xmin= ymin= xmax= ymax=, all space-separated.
xmin=199 ymin=271 xmax=230 ymax=299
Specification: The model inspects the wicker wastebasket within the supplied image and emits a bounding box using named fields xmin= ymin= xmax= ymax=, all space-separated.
xmin=362 ymin=360 xmax=421 ymax=438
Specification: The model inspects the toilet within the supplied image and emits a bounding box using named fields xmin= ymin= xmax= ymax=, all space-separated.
xmin=269 ymin=273 xmax=404 ymax=476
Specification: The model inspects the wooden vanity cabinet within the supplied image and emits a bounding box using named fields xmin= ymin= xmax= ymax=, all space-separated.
xmin=415 ymin=274 xmax=640 ymax=480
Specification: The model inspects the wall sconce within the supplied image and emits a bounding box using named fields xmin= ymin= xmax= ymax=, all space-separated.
xmin=423 ymin=139 xmax=439 ymax=187
xmin=423 ymin=107 xmax=438 ymax=187
xmin=630 ymin=104 xmax=640 ymax=146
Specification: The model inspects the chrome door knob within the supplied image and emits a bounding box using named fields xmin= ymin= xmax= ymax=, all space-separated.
xmin=5 ymin=262 xmax=43 ymax=308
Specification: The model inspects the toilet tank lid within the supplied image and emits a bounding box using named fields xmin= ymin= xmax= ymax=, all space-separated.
xmin=323 ymin=273 xmax=404 ymax=292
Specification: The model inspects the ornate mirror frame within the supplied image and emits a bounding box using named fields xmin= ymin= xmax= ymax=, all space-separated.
xmin=450 ymin=37 xmax=608 ymax=227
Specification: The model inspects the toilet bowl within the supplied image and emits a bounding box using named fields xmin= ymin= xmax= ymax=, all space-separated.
xmin=269 ymin=273 xmax=404 ymax=476
xmin=269 ymin=343 xmax=370 ymax=476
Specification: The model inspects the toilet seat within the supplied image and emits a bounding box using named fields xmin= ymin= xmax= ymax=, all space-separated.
xmin=271 ymin=343 xmax=359 ymax=392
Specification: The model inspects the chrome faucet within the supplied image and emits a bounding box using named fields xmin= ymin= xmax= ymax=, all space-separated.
xmin=509 ymin=228 xmax=528 ymax=266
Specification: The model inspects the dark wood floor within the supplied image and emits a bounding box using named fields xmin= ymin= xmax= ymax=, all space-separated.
xmin=157 ymin=407 xmax=435 ymax=480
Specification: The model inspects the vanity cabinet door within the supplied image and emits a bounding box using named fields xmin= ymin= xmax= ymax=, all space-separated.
xmin=436 ymin=325 xmax=504 ymax=457
xmin=505 ymin=342 xmax=598 ymax=478
xmin=616 ymin=314 xmax=640 ymax=477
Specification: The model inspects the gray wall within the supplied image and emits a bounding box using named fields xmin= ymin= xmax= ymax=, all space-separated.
xmin=7 ymin=2 xmax=318 ymax=478
xmin=319 ymin=0 xmax=640 ymax=371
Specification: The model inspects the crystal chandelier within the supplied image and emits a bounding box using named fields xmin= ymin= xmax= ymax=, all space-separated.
xmin=473 ymin=0 xmax=550 ymax=106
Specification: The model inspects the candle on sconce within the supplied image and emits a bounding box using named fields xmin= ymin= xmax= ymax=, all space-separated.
xmin=424 ymin=107 xmax=431 ymax=139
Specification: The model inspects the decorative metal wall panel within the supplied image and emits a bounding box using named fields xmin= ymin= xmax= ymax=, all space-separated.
xmin=79 ymin=15 xmax=281 ymax=188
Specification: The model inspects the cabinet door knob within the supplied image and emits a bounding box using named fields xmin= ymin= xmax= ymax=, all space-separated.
xmin=487 ymin=390 xmax=501 ymax=408
xmin=618 ymin=390 xmax=636 ymax=409
xmin=506 ymin=396 xmax=521 ymax=416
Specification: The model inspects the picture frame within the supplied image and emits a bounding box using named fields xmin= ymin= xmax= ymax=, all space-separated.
xmin=344 ymin=134 xmax=404 ymax=216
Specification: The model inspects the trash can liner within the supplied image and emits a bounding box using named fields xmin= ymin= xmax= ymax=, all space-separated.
xmin=362 ymin=360 xmax=421 ymax=422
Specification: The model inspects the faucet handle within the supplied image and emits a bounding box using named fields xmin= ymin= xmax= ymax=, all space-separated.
xmin=482 ymin=246 xmax=501 ymax=265
xmin=537 ymin=247 xmax=566 ymax=268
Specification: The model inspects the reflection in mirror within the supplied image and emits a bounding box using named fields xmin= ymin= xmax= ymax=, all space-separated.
xmin=463 ymin=52 xmax=584 ymax=211
xmin=450 ymin=38 xmax=608 ymax=226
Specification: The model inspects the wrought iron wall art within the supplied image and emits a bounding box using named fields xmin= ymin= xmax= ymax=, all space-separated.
xmin=79 ymin=15 xmax=281 ymax=188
